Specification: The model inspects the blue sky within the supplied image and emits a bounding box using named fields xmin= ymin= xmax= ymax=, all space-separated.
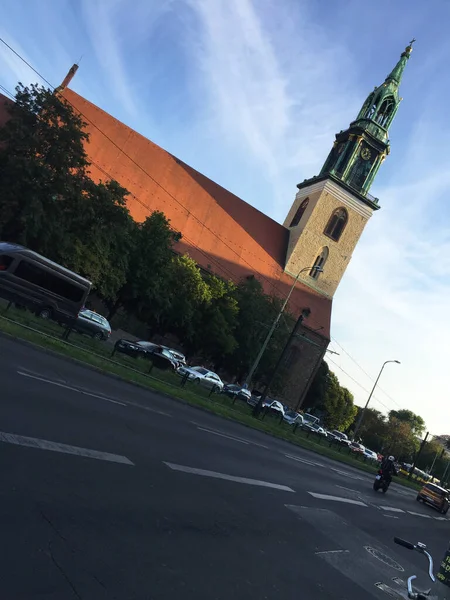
xmin=1 ymin=0 xmax=450 ymax=435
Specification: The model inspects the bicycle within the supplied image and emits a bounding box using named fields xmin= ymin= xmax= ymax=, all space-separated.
xmin=394 ymin=537 xmax=449 ymax=600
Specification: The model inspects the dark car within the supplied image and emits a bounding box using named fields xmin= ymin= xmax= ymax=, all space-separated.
xmin=222 ymin=384 xmax=251 ymax=402
xmin=114 ymin=339 xmax=179 ymax=371
xmin=72 ymin=308 xmax=111 ymax=340
xmin=114 ymin=339 xmax=159 ymax=359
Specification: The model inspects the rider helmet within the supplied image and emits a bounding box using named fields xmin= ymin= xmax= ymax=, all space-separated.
xmin=388 ymin=455 xmax=395 ymax=462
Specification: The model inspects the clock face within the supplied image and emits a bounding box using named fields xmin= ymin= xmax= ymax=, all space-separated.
xmin=361 ymin=147 xmax=372 ymax=161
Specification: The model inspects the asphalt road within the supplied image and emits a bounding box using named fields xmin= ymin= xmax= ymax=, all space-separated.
xmin=1 ymin=335 xmax=449 ymax=600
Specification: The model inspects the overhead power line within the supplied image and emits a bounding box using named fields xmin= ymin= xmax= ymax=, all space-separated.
xmin=0 ymin=42 xmax=403 ymax=413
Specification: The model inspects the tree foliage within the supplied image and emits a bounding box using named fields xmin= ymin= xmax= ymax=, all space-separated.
xmin=388 ymin=409 xmax=425 ymax=437
xmin=304 ymin=361 xmax=357 ymax=431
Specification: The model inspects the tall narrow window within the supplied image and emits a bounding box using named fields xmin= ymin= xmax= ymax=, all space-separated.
xmin=289 ymin=198 xmax=309 ymax=227
xmin=310 ymin=247 xmax=328 ymax=279
xmin=376 ymin=96 xmax=395 ymax=128
xmin=324 ymin=208 xmax=348 ymax=241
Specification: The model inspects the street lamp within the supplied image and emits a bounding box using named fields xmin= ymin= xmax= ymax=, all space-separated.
xmin=244 ymin=265 xmax=323 ymax=387
xmin=352 ymin=359 xmax=401 ymax=441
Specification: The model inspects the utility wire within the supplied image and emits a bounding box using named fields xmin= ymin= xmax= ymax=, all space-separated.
xmin=0 ymin=43 xmax=401 ymax=411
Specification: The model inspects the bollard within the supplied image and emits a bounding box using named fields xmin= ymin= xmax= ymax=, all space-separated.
xmin=148 ymin=362 xmax=154 ymax=374
xmin=208 ymin=386 xmax=215 ymax=398
xmin=180 ymin=372 xmax=189 ymax=387
xmin=293 ymin=423 xmax=299 ymax=435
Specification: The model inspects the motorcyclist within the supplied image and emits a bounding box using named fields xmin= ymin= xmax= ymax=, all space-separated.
xmin=380 ymin=455 xmax=398 ymax=487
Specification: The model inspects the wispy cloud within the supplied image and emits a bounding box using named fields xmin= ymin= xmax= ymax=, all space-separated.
xmin=186 ymin=0 xmax=359 ymax=218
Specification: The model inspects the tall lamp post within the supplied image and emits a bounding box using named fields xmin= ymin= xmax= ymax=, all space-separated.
xmin=245 ymin=265 xmax=322 ymax=387
xmin=253 ymin=306 xmax=311 ymax=417
xmin=352 ymin=359 xmax=400 ymax=441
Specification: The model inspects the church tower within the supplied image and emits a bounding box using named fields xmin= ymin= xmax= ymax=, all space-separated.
xmin=284 ymin=41 xmax=414 ymax=298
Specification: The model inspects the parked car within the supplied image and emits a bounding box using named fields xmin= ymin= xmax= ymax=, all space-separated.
xmin=222 ymin=384 xmax=251 ymax=402
xmin=71 ymin=308 xmax=111 ymax=340
xmin=283 ymin=410 xmax=304 ymax=426
xmin=176 ymin=366 xmax=224 ymax=392
xmin=114 ymin=339 xmax=159 ymax=359
xmin=350 ymin=442 xmax=365 ymax=453
xmin=363 ymin=448 xmax=378 ymax=461
xmin=161 ymin=346 xmax=186 ymax=367
xmin=302 ymin=413 xmax=320 ymax=426
xmin=264 ymin=400 xmax=285 ymax=418
xmin=304 ymin=422 xmax=327 ymax=436
xmin=328 ymin=430 xmax=350 ymax=445
xmin=417 ymin=483 xmax=450 ymax=514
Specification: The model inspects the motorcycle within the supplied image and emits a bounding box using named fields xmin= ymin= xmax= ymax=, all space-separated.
xmin=373 ymin=469 xmax=390 ymax=493
xmin=393 ymin=536 xmax=449 ymax=599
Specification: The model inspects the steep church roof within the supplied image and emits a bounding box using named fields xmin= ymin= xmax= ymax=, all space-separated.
xmin=0 ymin=89 xmax=332 ymax=336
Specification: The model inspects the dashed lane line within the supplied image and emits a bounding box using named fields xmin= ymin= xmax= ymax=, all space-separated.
xmin=407 ymin=511 xmax=432 ymax=519
xmin=196 ymin=426 xmax=269 ymax=448
xmin=0 ymin=431 xmax=134 ymax=465
xmin=197 ymin=427 xmax=249 ymax=445
xmin=379 ymin=506 xmax=404 ymax=513
xmin=308 ymin=492 xmax=368 ymax=507
xmin=285 ymin=454 xmax=325 ymax=467
xmin=17 ymin=370 xmax=127 ymax=406
xmin=164 ymin=462 xmax=295 ymax=492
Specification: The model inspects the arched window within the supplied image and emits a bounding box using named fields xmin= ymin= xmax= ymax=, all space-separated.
xmin=310 ymin=246 xmax=329 ymax=279
xmin=324 ymin=208 xmax=347 ymax=241
xmin=375 ymin=96 xmax=395 ymax=128
xmin=289 ymin=198 xmax=309 ymax=227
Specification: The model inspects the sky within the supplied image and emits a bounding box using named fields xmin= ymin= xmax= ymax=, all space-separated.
xmin=1 ymin=0 xmax=449 ymax=435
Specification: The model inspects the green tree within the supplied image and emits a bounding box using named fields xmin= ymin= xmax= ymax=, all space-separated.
xmin=382 ymin=416 xmax=418 ymax=462
xmin=61 ymin=179 xmax=135 ymax=300
xmin=189 ymin=276 xmax=238 ymax=365
xmin=321 ymin=372 xmax=357 ymax=431
xmin=388 ymin=409 xmax=425 ymax=437
xmin=159 ymin=254 xmax=212 ymax=341
xmin=357 ymin=407 xmax=387 ymax=452
xmin=303 ymin=360 xmax=329 ymax=411
xmin=0 ymin=83 xmax=136 ymax=301
xmin=106 ymin=211 xmax=181 ymax=321
xmin=0 ymin=84 xmax=89 ymax=248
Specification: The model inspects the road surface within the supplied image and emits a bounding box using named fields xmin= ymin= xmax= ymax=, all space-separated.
xmin=1 ymin=335 xmax=448 ymax=599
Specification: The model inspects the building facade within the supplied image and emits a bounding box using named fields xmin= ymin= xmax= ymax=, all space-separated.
xmin=0 ymin=42 xmax=413 ymax=409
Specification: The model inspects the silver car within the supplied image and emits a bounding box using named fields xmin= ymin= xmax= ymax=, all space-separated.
xmin=73 ymin=308 xmax=111 ymax=341
xmin=177 ymin=366 xmax=224 ymax=392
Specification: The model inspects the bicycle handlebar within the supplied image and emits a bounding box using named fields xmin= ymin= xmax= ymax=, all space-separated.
xmin=393 ymin=537 xmax=437 ymax=599
xmin=395 ymin=537 xmax=416 ymax=551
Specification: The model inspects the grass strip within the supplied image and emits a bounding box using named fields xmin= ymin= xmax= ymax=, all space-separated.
xmin=0 ymin=312 xmax=421 ymax=491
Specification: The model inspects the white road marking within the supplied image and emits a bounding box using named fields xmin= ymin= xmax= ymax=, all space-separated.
xmin=164 ymin=462 xmax=295 ymax=492
xmin=285 ymin=454 xmax=324 ymax=467
xmin=407 ymin=511 xmax=432 ymax=519
xmin=0 ymin=431 xmax=134 ymax=465
xmin=434 ymin=517 xmax=448 ymax=521
xmin=379 ymin=506 xmax=404 ymax=513
xmin=335 ymin=485 xmax=360 ymax=494
xmin=384 ymin=515 xmax=399 ymax=519
xmin=330 ymin=468 xmax=365 ymax=481
xmin=308 ymin=492 xmax=367 ymax=507
xmin=17 ymin=371 xmax=127 ymax=406
xmin=197 ymin=427 xmax=249 ymax=445
xmin=315 ymin=549 xmax=350 ymax=555
xmin=195 ymin=425 xmax=268 ymax=448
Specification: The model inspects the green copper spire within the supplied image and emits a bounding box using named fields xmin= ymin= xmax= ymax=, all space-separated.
xmin=386 ymin=38 xmax=415 ymax=85
xmin=314 ymin=41 xmax=414 ymax=208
